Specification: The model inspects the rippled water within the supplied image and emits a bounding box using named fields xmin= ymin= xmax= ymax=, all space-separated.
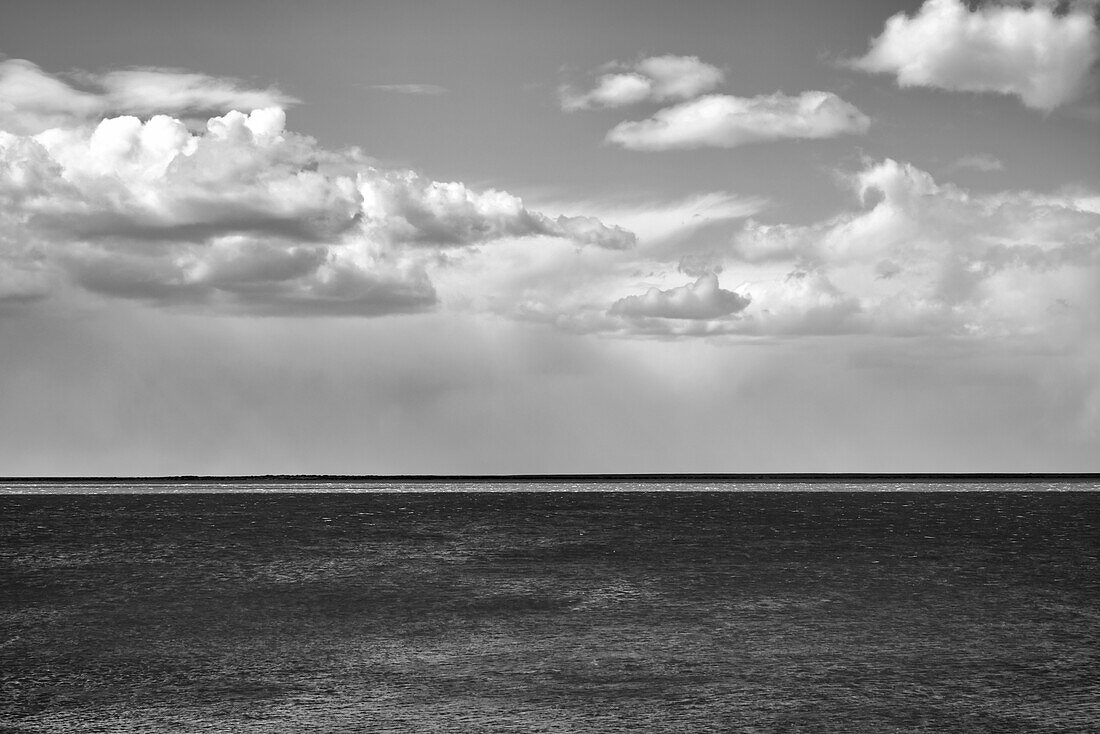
xmin=2 ymin=486 xmax=1098 ymax=732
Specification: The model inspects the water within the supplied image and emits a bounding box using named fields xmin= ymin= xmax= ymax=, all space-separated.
xmin=2 ymin=485 xmax=1098 ymax=732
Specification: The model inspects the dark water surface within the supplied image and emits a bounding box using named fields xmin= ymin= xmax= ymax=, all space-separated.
xmin=2 ymin=488 xmax=1098 ymax=732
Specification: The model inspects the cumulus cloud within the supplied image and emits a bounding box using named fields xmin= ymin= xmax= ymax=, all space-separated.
xmin=605 ymin=91 xmax=870 ymax=150
xmin=610 ymin=272 xmax=750 ymax=319
xmin=0 ymin=58 xmax=298 ymax=134
xmin=560 ymin=55 xmax=724 ymax=110
xmin=0 ymin=60 xmax=633 ymax=313
xmin=0 ymin=110 xmax=436 ymax=313
xmin=730 ymin=158 xmax=1100 ymax=336
xmin=849 ymin=0 xmax=1100 ymax=111
xmin=359 ymin=171 xmax=635 ymax=249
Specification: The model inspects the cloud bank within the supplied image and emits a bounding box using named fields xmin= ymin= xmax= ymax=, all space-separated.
xmin=850 ymin=0 xmax=1100 ymax=110
xmin=606 ymin=91 xmax=870 ymax=150
xmin=479 ymin=159 xmax=1098 ymax=341
xmin=560 ymin=55 xmax=725 ymax=111
xmin=0 ymin=59 xmax=633 ymax=314
xmin=731 ymin=158 xmax=1100 ymax=336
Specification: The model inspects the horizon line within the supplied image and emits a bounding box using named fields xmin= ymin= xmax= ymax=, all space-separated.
xmin=3 ymin=473 xmax=1099 ymax=484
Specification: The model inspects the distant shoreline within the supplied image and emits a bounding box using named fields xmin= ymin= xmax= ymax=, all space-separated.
xmin=3 ymin=473 xmax=1098 ymax=484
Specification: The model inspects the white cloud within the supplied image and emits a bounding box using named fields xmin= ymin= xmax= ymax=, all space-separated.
xmin=730 ymin=158 xmax=1100 ymax=336
xmin=605 ymin=91 xmax=870 ymax=150
xmin=951 ymin=153 xmax=1005 ymax=172
xmin=564 ymin=74 xmax=652 ymax=111
xmin=610 ymin=272 xmax=750 ymax=320
xmin=634 ymin=55 xmax=726 ymax=101
xmin=96 ymin=68 xmax=299 ymax=117
xmin=493 ymin=159 xmax=1099 ymax=340
xmin=560 ymin=55 xmax=724 ymax=111
xmin=551 ymin=214 xmax=636 ymax=250
xmin=359 ymin=171 xmax=634 ymax=249
xmin=428 ymin=192 xmax=766 ymax=334
xmin=370 ymin=84 xmax=447 ymax=95
xmin=515 ymin=192 xmax=766 ymax=277
xmin=0 ymin=59 xmax=102 ymax=135
xmin=849 ymin=0 xmax=1100 ymax=111
xmin=0 ymin=58 xmax=298 ymax=134
xmin=0 ymin=60 xmax=634 ymax=313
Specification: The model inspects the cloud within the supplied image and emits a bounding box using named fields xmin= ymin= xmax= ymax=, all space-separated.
xmin=0 ymin=60 xmax=633 ymax=314
xmin=951 ymin=153 xmax=1005 ymax=172
xmin=60 ymin=234 xmax=438 ymax=316
xmin=605 ymin=91 xmax=870 ymax=150
xmin=0 ymin=58 xmax=298 ymax=134
xmin=25 ymin=110 xmax=361 ymax=246
xmin=370 ymin=84 xmax=447 ymax=95
xmin=499 ymin=159 xmax=1099 ymax=340
xmin=730 ymin=270 xmax=865 ymax=336
xmin=610 ymin=272 xmax=750 ymax=320
xmin=0 ymin=59 xmax=102 ymax=135
xmin=849 ymin=0 xmax=1100 ymax=111
xmin=729 ymin=158 xmax=1100 ymax=336
xmin=527 ymin=192 xmax=767 ymax=252
xmin=560 ymin=55 xmax=724 ymax=110
xmin=550 ymin=215 xmax=636 ymax=250
xmin=428 ymin=191 xmax=768 ymax=332
xmin=540 ymin=270 xmax=858 ymax=339
xmin=96 ymin=68 xmax=299 ymax=117
xmin=359 ymin=171 xmax=635 ymax=249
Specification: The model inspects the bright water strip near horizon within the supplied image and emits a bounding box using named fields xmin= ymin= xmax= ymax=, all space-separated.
xmin=2 ymin=485 xmax=1097 ymax=732
xmin=2 ymin=479 xmax=1097 ymax=494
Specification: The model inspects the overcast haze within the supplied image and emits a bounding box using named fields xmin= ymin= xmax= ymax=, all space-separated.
xmin=1 ymin=0 xmax=1098 ymax=475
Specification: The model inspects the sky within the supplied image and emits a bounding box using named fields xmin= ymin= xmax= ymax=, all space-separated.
xmin=1 ymin=0 xmax=1098 ymax=475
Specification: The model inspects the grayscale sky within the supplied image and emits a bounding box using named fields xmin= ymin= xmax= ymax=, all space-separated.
xmin=1 ymin=0 xmax=1098 ymax=475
